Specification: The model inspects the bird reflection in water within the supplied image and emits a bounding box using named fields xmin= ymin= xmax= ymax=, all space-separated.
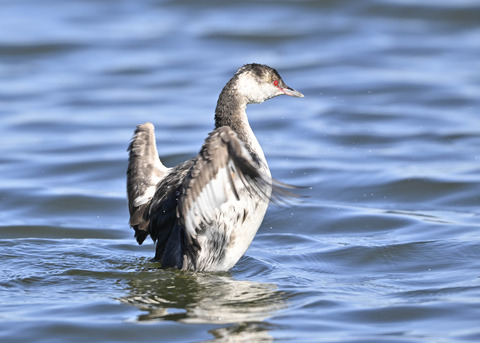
xmin=119 ymin=268 xmax=288 ymax=341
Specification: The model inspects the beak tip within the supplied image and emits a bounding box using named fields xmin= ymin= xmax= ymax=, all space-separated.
xmin=287 ymin=90 xmax=304 ymax=98
xmin=283 ymin=86 xmax=304 ymax=98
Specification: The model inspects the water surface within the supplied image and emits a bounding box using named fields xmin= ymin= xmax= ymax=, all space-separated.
xmin=1 ymin=0 xmax=480 ymax=342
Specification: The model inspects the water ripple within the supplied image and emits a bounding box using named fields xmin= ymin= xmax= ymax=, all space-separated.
xmin=1 ymin=0 xmax=480 ymax=342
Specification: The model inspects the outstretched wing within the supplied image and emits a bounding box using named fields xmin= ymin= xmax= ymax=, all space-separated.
xmin=177 ymin=126 xmax=300 ymax=245
xmin=127 ymin=122 xmax=169 ymax=243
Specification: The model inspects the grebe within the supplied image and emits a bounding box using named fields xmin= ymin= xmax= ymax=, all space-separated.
xmin=127 ymin=63 xmax=303 ymax=271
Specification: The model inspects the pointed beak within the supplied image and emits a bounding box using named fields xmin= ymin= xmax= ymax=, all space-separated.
xmin=282 ymin=86 xmax=304 ymax=98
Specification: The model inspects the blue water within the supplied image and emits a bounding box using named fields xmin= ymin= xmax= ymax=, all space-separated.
xmin=1 ymin=0 xmax=480 ymax=342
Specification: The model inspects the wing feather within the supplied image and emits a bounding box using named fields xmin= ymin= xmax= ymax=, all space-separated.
xmin=177 ymin=126 xmax=301 ymax=245
xmin=127 ymin=122 xmax=169 ymax=243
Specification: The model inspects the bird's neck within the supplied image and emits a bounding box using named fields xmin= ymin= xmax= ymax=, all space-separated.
xmin=214 ymin=82 xmax=267 ymax=167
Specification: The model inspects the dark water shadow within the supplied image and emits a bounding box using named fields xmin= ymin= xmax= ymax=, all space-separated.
xmin=119 ymin=268 xmax=289 ymax=341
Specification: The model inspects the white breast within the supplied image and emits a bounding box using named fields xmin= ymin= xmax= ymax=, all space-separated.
xmin=192 ymin=163 xmax=271 ymax=271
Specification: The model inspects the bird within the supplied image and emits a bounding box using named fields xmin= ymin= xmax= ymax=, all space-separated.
xmin=127 ymin=63 xmax=304 ymax=272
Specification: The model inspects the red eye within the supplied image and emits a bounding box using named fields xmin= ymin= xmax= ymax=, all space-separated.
xmin=273 ymin=80 xmax=279 ymax=86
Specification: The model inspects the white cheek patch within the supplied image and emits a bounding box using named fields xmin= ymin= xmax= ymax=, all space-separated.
xmin=236 ymin=73 xmax=277 ymax=103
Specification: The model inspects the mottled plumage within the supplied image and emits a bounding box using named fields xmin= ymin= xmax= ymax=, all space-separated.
xmin=127 ymin=63 xmax=303 ymax=271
